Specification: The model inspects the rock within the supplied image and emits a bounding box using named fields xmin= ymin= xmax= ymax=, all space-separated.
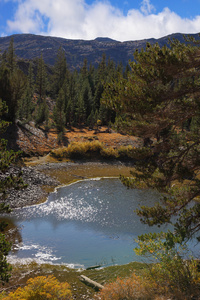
xmin=0 ymin=165 xmax=60 ymax=209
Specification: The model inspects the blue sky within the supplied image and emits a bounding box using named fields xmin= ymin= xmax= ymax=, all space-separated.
xmin=0 ymin=0 xmax=200 ymax=41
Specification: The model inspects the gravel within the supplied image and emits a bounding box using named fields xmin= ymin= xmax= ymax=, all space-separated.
xmin=0 ymin=165 xmax=60 ymax=209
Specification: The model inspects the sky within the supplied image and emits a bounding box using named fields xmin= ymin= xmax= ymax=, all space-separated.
xmin=0 ymin=0 xmax=200 ymax=41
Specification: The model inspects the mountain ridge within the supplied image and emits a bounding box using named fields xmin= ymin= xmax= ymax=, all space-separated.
xmin=0 ymin=32 xmax=199 ymax=69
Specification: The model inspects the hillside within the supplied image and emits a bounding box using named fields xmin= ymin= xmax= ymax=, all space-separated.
xmin=3 ymin=123 xmax=141 ymax=157
xmin=0 ymin=32 xmax=199 ymax=69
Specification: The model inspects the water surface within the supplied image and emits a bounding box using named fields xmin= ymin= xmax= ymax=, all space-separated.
xmin=5 ymin=178 xmax=173 ymax=268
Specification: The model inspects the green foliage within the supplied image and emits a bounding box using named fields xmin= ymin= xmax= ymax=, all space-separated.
xmin=6 ymin=37 xmax=16 ymax=74
xmin=135 ymin=232 xmax=200 ymax=299
xmin=36 ymin=53 xmax=48 ymax=100
xmin=53 ymin=89 xmax=66 ymax=132
xmin=35 ymin=99 xmax=49 ymax=127
xmin=0 ymin=99 xmax=26 ymax=283
xmin=0 ymin=275 xmax=72 ymax=299
xmin=0 ymin=38 xmax=27 ymax=121
xmin=51 ymin=46 xmax=67 ymax=97
xmin=102 ymin=38 xmax=200 ymax=299
xmin=97 ymin=232 xmax=200 ymax=299
xmin=0 ymin=101 xmax=9 ymax=134
xmin=17 ymin=62 xmax=35 ymax=123
xmin=0 ymin=233 xmax=11 ymax=283
xmin=103 ymin=38 xmax=200 ymax=243
xmin=0 ymin=38 xmax=122 ymax=128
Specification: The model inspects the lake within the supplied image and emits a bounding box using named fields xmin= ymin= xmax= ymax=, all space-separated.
xmin=5 ymin=177 xmax=199 ymax=269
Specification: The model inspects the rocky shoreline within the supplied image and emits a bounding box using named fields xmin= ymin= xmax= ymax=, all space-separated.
xmin=1 ymin=165 xmax=60 ymax=209
xmin=1 ymin=159 xmax=134 ymax=209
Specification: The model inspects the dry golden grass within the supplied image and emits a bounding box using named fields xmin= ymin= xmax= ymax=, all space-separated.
xmin=15 ymin=125 xmax=141 ymax=156
xmin=50 ymin=140 xmax=139 ymax=160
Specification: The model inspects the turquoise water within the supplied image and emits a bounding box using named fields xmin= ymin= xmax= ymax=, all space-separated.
xmin=5 ymin=178 xmax=191 ymax=268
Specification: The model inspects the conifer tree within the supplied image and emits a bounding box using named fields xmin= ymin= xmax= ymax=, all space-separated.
xmin=0 ymin=99 xmax=25 ymax=283
xmin=35 ymin=99 xmax=49 ymax=128
xmin=17 ymin=62 xmax=35 ymax=123
xmin=36 ymin=53 xmax=47 ymax=100
xmin=65 ymin=71 xmax=78 ymax=126
xmin=52 ymin=46 xmax=67 ymax=97
xmin=0 ymin=39 xmax=26 ymax=122
xmin=6 ymin=37 xmax=16 ymax=74
xmin=53 ymin=89 xmax=66 ymax=132
xmin=102 ymin=39 xmax=200 ymax=245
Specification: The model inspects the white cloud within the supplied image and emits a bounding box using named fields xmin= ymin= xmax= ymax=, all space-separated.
xmin=140 ymin=0 xmax=155 ymax=15
xmin=5 ymin=0 xmax=200 ymax=41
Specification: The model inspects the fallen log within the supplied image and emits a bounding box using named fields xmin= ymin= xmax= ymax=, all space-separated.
xmin=80 ymin=275 xmax=104 ymax=290
xmin=86 ymin=265 xmax=101 ymax=270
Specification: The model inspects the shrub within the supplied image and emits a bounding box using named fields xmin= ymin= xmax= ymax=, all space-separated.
xmin=0 ymin=275 xmax=72 ymax=300
xmin=96 ymin=273 xmax=159 ymax=300
xmin=100 ymin=147 xmax=118 ymax=159
xmin=65 ymin=141 xmax=102 ymax=158
xmin=135 ymin=232 xmax=200 ymax=299
xmin=51 ymin=141 xmax=105 ymax=159
xmin=117 ymin=145 xmax=135 ymax=159
xmin=50 ymin=147 xmax=68 ymax=159
xmin=50 ymin=142 xmax=138 ymax=160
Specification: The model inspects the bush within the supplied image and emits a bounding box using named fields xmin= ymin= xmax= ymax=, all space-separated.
xmin=96 ymin=273 xmax=159 ymax=300
xmin=51 ymin=141 xmax=104 ymax=159
xmin=96 ymin=231 xmax=200 ymax=300
xmin=100 ymin=146 xmax=118 ymax=158
xmin=50 ymin=147 xmax=68 ymax=159
xmin=0 ymin=275 xmax=72 ymax=300
xmin=50 ymin=141 xmax=138 ymax=160
xmin=135 ymin=232 xmax=200 ymax=299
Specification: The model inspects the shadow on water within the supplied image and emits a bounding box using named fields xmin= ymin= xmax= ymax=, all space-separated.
xmin=1 ymin=217 xmax=23 ymax=254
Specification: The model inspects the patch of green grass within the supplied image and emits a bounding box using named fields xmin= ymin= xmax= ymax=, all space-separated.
xmin=1 ymin=262 xmax=149 ymax=299
xmin=83 ymin=262 xmax=149 ymax=286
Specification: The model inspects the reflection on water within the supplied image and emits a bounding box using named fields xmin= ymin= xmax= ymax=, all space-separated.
xmin=0 ymin=218 xmax=23 ymax=254
xmin=3 ymin=178 xmax=175 ymax=268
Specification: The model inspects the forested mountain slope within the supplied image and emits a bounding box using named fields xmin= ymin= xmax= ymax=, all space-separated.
xmin=0 ymin=32 xmax=199 ymax=69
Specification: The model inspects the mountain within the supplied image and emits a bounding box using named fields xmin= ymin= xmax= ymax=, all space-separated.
xmin=0 ymin=32 xmax=199 ymax=69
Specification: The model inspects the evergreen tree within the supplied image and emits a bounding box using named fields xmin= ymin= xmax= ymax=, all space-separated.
xmin=0 ymin=99 xmax=24 ymax=283
xmin=36 ymin=53 xmax=47 ymax=100
xmin=76 ymin=94 xmax=86 ymax=126
xmin=0 ymin=39 xmax=26 ymax=122
xmin=97 ymin=53 xmax=107 ymax=82
xmin=17 ymin=62 xmax=35 ymax=123
xmin=80 ymin=58 xmax=88 ymax=78
xmin=35 ymin=99 xmax=49 ymax=127
xmin=0 ymin=63 xmax=26 ymax=122
xmin=51 ymin=46 xmax=67 ymax=97
xmin=103 ymin=39 xmax=200 ymax=245
xmin=53 ymin=89 xmax=66 ymax=132
xmin=6 ymin=37 xmax=16 ymax=74
xmin=65 ymin=71 xmax=78 ymax=126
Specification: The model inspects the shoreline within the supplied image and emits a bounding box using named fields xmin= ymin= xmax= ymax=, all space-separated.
xmin=2 ymin=159 xmax=134 ymax=209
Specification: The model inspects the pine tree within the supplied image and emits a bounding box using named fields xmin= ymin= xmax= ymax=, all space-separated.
xmin=35 ymin=99 xmax=49 ymax=128
xmin=53 ymin=89 xmax=66 ymax=132
xmin=51 ymin=46 xmax=67 ymax=97
xmin=0 ymin=99 xmax=25 ymax=283
xmin=6 ymin=37 xmax=16 ymax=74
xmin=36 ymin=53 xmax=47 ymax=101
xmin=103 ymin=39 xmax=200 ymax=244
xmin=17 ymin=62 xmax=35 ymax=123
xmin=65 ymin=71 xmax=78 ymax=126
